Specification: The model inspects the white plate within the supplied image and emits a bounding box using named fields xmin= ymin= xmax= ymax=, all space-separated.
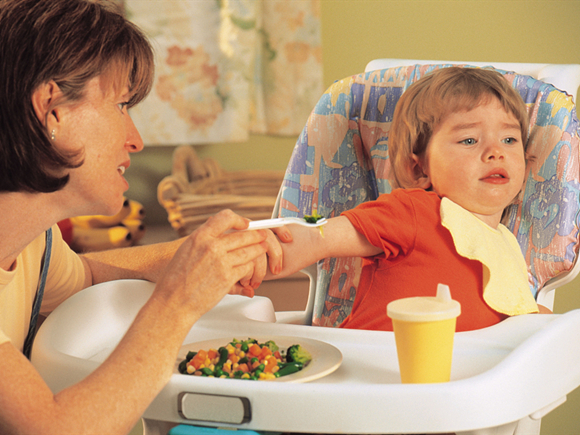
xmin=176 ymin=336 xmax=342 ymax=383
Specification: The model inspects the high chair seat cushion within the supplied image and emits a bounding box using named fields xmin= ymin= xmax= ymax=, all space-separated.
xmin=279 ymin=64 xmax=580 ymax=327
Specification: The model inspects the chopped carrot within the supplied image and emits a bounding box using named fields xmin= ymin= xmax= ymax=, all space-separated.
xmin=249 ymin=343 xmax=262 ymax=357
xmin=196 ymin=349 xmax=208 ymax=360
xmin=259 ymin=346 xmax=272 ymax=359
xmin=189 ymin=348 xmax=212 ymax=370
xmin=191 ymin=356 xmax=204 ymax=370
xmin=264 ymin=358 xmax=277 ymax=373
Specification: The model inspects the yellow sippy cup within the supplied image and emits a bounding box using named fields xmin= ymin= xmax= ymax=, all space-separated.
xmin=387 ymin=284 xmax=461 ymax=383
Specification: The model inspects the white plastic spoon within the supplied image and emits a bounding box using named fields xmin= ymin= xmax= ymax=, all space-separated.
xmin=247 ymin=217 xmax=328 ymax=230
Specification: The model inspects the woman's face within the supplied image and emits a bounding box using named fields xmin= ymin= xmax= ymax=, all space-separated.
xmin=55 ymin=75 xmax=144 ymax=217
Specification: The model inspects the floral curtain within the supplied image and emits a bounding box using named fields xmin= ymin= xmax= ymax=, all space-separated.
xmin=123 ymin=0 xmax=323 ymax=145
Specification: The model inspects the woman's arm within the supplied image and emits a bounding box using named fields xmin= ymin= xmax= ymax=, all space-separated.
xmin=264 ymin=215 xmax=382 ymax=280
xmin=0 ymin=210 xmax=269 ymax=435
xmin=80 ymin=236 xmax=185 ymax=287
xmin=79 ymin=213 xmax=288 ymax=295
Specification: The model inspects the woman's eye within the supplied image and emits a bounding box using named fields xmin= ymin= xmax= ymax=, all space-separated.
xmin=460 ymin=138 xmax=477 ymax=145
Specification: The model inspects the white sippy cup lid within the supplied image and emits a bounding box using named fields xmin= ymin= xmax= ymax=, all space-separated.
xmin=386 ymin=284 xmax=461 ymax=322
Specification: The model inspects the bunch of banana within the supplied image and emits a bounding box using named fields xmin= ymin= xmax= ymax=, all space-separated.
xmin=60 ymin=198 xmax=146 ymax=252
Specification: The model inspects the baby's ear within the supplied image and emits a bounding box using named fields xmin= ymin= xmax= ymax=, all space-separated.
xmin=525 ymin=151 xmax=537 ymax=166
xmin=409 ymin=154 xmax=431 ymax=189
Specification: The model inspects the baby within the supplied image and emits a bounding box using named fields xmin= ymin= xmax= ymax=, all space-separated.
xmin=264 ymin=67 xmax=548 ymax=332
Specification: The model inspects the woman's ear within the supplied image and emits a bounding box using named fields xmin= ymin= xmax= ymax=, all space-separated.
xmin=409 ymin=153 xmax=431 ymax=189
xmin=31 ymin=81 xmax=62 ymax=129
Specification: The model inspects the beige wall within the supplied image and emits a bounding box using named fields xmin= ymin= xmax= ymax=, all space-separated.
xmin=126 ymin=1 xmax=580 ymax=433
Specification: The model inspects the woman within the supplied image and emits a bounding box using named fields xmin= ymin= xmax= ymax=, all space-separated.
xmin=0 ymin=1 xmax=287 ymax=433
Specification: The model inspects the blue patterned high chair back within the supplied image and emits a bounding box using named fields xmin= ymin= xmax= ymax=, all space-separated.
xmin=278 ymin=64 xmax=580 ymax=327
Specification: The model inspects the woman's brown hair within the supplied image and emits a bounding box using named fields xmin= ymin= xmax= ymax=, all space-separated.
xmin=0 ymin=0 xmax=154 ymax=192
xmin=388 ymin=67 xmax=529 ymax=189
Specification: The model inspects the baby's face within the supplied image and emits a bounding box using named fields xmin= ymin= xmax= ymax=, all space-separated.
xmin=419 ymin=97 xmax=526 ymax=228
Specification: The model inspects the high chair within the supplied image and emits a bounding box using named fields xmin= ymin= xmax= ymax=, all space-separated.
xmin=275 ymin=59 xmax=580 ymax=324
xmin=273 ymin=59 xmax=580 ymax=433
xmin=30 ymin=60 xmax=580 ymax=435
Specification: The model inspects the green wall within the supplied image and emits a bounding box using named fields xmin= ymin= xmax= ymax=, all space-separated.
xmin=126 ymin=1 xmax=580 ymax=433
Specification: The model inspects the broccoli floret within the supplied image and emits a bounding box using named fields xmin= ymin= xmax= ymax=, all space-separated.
xmin=263 ymin=340 xmax=279 ymax=352
xmin=231 ymin=338 xmax=258 ymax=352
xmin=286 ymin=344 xmax=312 ymax=365
xmin=303 ymin=212 xmax=323 ymax=223
xmin=231 ymin=338 xmax=256 ymax=345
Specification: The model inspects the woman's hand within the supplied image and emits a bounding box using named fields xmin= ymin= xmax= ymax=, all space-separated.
xmin=153 ymin=209 xmax=269 ymax=321
xmin=235 ymin=225 xmax=293 ymax=297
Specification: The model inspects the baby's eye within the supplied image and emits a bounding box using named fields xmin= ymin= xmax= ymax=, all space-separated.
xmin=502 ymin=137 xmax=518 ymax=145
xmin=460 ymin=138 xmax=477 ymax=145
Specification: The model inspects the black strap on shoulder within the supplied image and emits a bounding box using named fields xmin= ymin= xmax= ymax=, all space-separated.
xmin=23 ymin=228 xmax=52 ymax=359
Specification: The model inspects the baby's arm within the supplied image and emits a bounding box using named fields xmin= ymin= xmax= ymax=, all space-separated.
xmin=264 ymin=216 xmax=382 ymax=281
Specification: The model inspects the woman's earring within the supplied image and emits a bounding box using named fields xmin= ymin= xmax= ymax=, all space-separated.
xmin=51 ymin=129 xmax=56 ymax=141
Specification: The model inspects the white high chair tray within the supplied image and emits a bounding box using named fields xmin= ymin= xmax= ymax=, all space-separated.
xmin=32 ymin=280 xmax=580 ymax=434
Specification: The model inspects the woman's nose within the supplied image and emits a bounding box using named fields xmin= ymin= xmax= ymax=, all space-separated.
xmin=125 ymin=113 xmax=144 ymax=153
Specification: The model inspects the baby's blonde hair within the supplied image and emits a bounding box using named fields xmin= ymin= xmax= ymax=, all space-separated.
xmin=389 ymin=67 xmax=529 ymax=189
